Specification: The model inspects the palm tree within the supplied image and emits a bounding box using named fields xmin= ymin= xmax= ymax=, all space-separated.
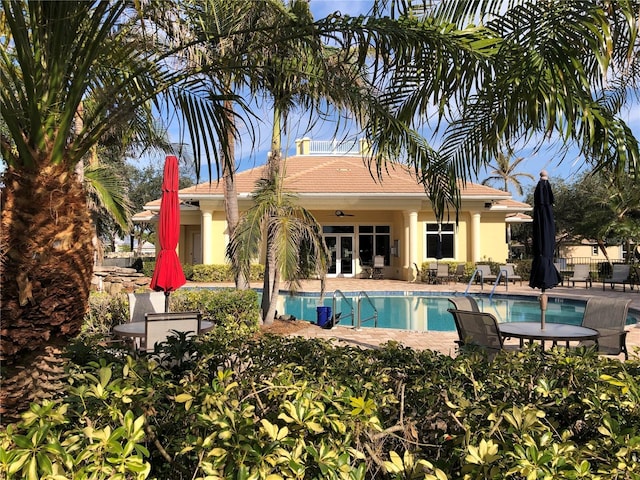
xmin=427 ymin=0 xmax=639 ymax=194
xmin=227 ymin=175 xmax=329 ymax=318
xmin=481 ymin=152 xmax=534 ymax=196
xmin=0 ymin=0 xmax=234 ymax=421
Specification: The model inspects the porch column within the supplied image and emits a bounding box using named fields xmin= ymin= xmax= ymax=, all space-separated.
xmin=471 ymin=212 xmax=481 ymax=263
xmin=201 ymin=208 xmax=213 ymax=265
xmin=404 ymin=210 xmax=418 ymax=281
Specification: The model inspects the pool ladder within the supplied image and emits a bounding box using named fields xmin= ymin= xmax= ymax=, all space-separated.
xmin=464 ymin=268 xmax=509 ymax=299
xmin=332 ymin=290 xmax=378 ymax=330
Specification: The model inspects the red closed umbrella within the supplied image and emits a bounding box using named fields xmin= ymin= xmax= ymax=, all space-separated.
xmin=150 ymin=155 xmax=186 ymax=312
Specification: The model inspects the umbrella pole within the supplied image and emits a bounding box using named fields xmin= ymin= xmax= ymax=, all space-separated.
xmin=164 ymin=292 xmax=170 ymax=313
xmin=539 ymin=290 xmax=547 ymax=330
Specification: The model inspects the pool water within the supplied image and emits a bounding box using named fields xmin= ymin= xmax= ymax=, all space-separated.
xmin=279 ymin=293 xmax=638 ymax=332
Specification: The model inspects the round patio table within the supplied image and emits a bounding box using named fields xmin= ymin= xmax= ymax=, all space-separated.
xmin=112 ymin=320 xmax=214 ymax=339
xmin=499 ymin=322 xmax=599 ymax=349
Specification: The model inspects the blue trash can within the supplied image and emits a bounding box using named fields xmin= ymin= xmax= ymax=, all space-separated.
xmin=316 ymin=306 xmax=332 ymax=328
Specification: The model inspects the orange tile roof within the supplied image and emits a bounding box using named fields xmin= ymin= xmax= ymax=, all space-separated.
xmin=177 ymin=154 xmax=526 ymax=204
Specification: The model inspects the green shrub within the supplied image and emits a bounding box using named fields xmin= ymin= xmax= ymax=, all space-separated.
xmin=82 ymin=292 xmax=128 ymax=338
xmin=190 ymin=264 xmax=232 ymax=282
xmin=142 ymin=260 xmax=155 ymax=278
xmin=190 ymin=263 xmax=265 ymax=282
xmin=170 ymin=288 xmax=260 ymax=336
xmin=181 ymin=263 xmax=194 ymax=280
xmin=3 ymin=333 xmax=639 ymax=480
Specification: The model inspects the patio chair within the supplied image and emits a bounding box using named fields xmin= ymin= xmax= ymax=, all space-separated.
xmin=577 ymin=297 xmax=632 ymax=359
xmin=554 ymin=262 xmax=567 ymax=286
xmin=128 ymin=291 xmax=166 ymax=322
xmin=427 ymin=262 xmax=438 ymax=284
xmin=603 ymin=264 xmax=633 ymax=292
xmin=359 ymin=257 xmax=373 ymax=279
xmin=568 ymin=264 xmax=592 ymax=288
xmin=447 ymin=296 xmax=480 ymax=312
xmin=452 ymin=263 xmax=466 ymax=283
xmin=434 ymin=263 xmax=451 ymax=284
xmin=144 ymin=311 xmax=202 ymax=353
xmin=474 ymin=264 xmax=497 ymax=284
xmin=447 ymin=309 xmax=519 ymax=358
xmin=499 ymin=264 xmax=522 ymax=285
xmin=372 ymin=255 xmax=385 ymax=279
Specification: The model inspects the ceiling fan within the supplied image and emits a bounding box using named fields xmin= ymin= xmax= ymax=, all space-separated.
xmin=335 ymin=210 xmax=354 ymax=217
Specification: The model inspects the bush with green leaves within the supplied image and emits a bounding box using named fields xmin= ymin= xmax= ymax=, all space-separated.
xmin=1 ymin=332 xmax=639 ymax=479
xmin=169 ymin=288 xmax=260 ymax=336
xmin=82 ymin=292 xmax=129 ymax=338
xmin=190 ymin=263 xmax=265 ymax=282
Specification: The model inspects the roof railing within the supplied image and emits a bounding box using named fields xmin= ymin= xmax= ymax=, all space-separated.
xmin=308 ymin=139 xmax=361 ymax=155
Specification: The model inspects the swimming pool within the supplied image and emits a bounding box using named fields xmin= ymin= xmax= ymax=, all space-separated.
xmin=278 ymin=293 xmax=639 ymax=332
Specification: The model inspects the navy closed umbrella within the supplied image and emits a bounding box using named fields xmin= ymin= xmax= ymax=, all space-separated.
xmin=529 ymin=170 xmax=562 ymax=328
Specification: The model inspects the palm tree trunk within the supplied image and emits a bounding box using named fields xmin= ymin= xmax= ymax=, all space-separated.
xmin=221 ymin=98 xmax=249 ymax=290
xmin=1 ymin=162 xmax=94 ymax=423
xmin=259 ymin=107 xmax=284 ymax=325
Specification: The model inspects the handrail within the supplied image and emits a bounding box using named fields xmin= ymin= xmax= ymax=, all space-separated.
xmin=356 ymin=291 xmax=378 ymax=329
xmin=332 ymin=290 xmax=355 ymax=326
xmin=489 ymin=269 xmax=509 ymax=299
xmin=464 ymin=268 xmax=483 ymax=295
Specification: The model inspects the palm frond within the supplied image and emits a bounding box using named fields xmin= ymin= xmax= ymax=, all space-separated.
xmin=84 ymin=164 xmax=132 ymax=230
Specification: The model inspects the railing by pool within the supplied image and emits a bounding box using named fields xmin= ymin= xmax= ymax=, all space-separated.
xmin=331 ymin=289 xmax=378 ymax=329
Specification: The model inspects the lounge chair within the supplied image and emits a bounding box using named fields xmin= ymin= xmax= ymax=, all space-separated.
xmin=447 ymin=296 xmax=480 ymax=312
xmin=603 ymin=264 xmax=633 ymax=292
xmin=577 ymin=297 xmax=632 ymax=359
xmin=568 ymin=264 xmax=592 ymax=288
xmin=144 ymin=311 xmax=202 ymax=353
xmin=452 ymin=263 xmax=466 ymax=283
xmin=434 ymin=263 xmax=451 ymax=284
xmin=474 ymin=264 xmax=497 ymax=284
xmin=128 ymin=291 xmax=166 ymax=322
xmin=372 ymin=255 xmax=385 ymax=279
xmin=499 ymin=264 xmax=522 ymax=285
xmin=447 ymin=309 xmax=519 ymax=358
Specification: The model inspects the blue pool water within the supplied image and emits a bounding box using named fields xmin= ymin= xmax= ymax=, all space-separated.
xmin=278 ymin=293 xmax=638 ymax=332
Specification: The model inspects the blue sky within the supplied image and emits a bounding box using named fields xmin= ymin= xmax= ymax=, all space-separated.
xmin=159 ymin=1 xmax=640 ymax=201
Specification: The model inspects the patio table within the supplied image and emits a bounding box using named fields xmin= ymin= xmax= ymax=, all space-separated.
xmin=499 ymin=322 xmax=599 ymax=349
xmin=112 ymin=320 xmax=214 ymax=339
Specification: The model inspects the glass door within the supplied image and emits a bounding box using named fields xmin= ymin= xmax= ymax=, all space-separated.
xmin=325 ymin=235 xmax=354 ymax=277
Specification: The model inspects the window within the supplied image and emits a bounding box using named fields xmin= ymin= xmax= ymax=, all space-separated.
xmin=426 ymin=223 xmax=455 ymax=259
xmin=592 ymin=245 xmax=598 ymax=256
xmin=358 ymin=225 xmax=390 ymax=265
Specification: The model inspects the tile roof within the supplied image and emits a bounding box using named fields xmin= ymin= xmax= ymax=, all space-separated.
xmin=177 ymin=154 xmax=526 ymax=202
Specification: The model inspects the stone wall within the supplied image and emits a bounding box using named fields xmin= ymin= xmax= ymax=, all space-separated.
xmin=92 ymin=266 xmax=152 ymax=295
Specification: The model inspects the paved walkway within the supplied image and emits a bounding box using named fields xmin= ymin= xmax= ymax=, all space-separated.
xmin=195 ymin=277 xmax=640 ymax=360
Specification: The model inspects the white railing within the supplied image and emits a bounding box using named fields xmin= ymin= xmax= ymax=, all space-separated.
xmin=309 ymin=139 xmax=361 ymax=155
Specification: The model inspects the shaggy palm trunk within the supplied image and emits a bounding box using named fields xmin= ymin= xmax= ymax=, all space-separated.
xmin=221 ymin=99 xmax=250 ymax=290
xmin=0 ymin=162 xmax=94 ymax=424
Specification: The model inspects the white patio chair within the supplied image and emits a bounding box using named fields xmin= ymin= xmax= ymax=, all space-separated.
xmin=128 ymin=291 xmax=166 ymax=322
xmin=372 ymin=255 xmax=385 ymax=279
xmin=144 ymin=311 xmax=202 ymax=353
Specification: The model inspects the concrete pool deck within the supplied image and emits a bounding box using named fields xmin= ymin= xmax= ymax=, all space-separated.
xmin=193 ymin=277 xmax=640 ymax=360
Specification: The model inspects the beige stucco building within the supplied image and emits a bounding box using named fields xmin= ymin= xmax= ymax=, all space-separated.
xmin=136 ymin=139 xmax=532 ymax=281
